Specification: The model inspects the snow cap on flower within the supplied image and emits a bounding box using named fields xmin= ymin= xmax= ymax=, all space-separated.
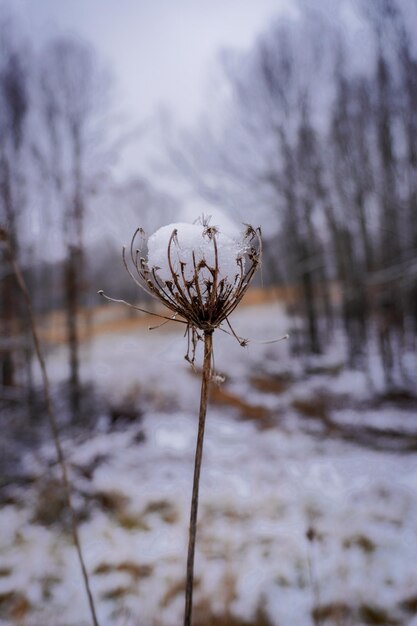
xmin=147 ymin=222 xmax=245 ymax=291
xmin=115 ymin=216 xmax=261 ymax=355
xmin=98 ymin=216 xmax=263 ymax=366
xmin=145 ymin=218 xmax=260 ymax=325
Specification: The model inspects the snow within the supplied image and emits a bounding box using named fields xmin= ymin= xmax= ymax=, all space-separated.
xmin=147 ymin=222 xmax=244 ymax=288
xmin=2 ymin=302 xmax=417 ymax=625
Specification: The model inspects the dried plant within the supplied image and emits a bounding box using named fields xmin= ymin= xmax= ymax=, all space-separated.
xmin=100 ymin=219 xmax=262 ymax=356
xmin=100 ymin=217 xmax=262 ymax=626
xmin=1 ymin=228 xmax=99 ymax=626
xmin=306 ymin=526 xmax=322 ymax=626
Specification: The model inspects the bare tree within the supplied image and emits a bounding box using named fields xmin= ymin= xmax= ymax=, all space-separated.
xmin=34 ymin=37 xmax=113 ymax=419
xmin=0 ymin=12 xmax=30 ymax=389
xmin=162 ymin=0 xmax=417 ymax=379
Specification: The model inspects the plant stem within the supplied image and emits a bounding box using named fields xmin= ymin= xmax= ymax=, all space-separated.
xmin=3 ymin=234 xmax=100 ymax=626
xmin=184 ymin=329 xmax=213 ymax=626
xmin=307 ymin=529 xmax=321 ymax=626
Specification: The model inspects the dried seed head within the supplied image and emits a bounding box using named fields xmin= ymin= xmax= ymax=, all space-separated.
xmin=103 ymin=217 xmax=262 ymax=365
xmin=137 ymin=220 xmax=261 ymax=333
xmin=98 ymin=219 xmax=290 ymax=370
xmin=147 ymin=223 xmax=243 ymax=288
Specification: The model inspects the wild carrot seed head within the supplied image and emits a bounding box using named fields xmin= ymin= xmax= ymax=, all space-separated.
xmin=111 ymin=217 xmax=262 ymax=365
xmin=125 ymin=218 xmax=261 ymax=334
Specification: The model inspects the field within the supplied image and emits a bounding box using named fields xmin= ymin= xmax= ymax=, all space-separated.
xmin=1 ymin=302 xmax=417 ymax=626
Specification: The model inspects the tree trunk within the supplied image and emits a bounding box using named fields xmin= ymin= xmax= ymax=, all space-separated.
xmin=64 ymin=246 xmax=81 ymax=420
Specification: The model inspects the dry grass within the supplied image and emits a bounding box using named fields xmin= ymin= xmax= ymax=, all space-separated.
xmin=144 ymin=499 xmax=178 ymax=524
xmin=0 ymin=591 xmax=30 ymax=622
xmin=343 ymin=534 xmax=375 ymax=553
xmin=250 ymin=373 xmax=293 ymax=394
xmin=160 ymin=578 xmax=201 ymax=609
xmin=94 ymin=561 xmax=153 ymax=580
xmin=193 ymin=604 xmax=273 ymax=626
xmin=32 ymin=478 xmax=67 ymax=526
xmin=292 ymin=395 xmax=330 ymax=420
xmin=101 ymin=586 xmax=133 ymax=601
xmin=36 ymin=287 xmax=281 ymax=345
xmin=210 ymin=383 xmax=270 ymax=421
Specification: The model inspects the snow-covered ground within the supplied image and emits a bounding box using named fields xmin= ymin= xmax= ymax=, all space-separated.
xmin=1 ymin=303 xmax=417 ymax=626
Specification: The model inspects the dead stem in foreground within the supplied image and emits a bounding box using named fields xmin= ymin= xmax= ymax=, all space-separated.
xmin=101 ymin=219 xmax=263 ymax=625
xmin=184 ymin=330 xmax=213 ymax=626
xmin=1 ymin=228 xmax=100 ymax=626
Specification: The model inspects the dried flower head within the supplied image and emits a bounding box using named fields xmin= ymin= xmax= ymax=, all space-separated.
xmin=100 ymin=217 xmax=262 ymax=365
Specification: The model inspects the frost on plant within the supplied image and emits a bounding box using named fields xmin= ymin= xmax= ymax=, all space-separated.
xmin=102 ymin=217 xmax=262 ymax=365
xmin=147 ymin=222 xmax=245 ymax=287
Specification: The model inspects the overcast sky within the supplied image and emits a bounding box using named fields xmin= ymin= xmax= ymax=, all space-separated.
xmin=12 ymin=0 xmax=297 ymax=124
xmin=2 ymin=0 xmax=388 ymax=247
xmin=7 ymin=0 xmax=416 ymax=251
xmin=3 ymin=1 xmax=305 ymax=248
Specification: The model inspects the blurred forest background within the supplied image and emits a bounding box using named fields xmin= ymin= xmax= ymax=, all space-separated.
xmin=1 ymin=0 xmax=417 ymax=419
xmin=1 ymin=0 xmax=417 ymax=624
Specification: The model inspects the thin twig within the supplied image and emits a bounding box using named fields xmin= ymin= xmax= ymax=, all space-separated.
xmin=97 ymin=290 xmax=187 ymax=324
xmin=184 ymin=330 xmax=213 ymax=626
xmin=306 ymin=527 xmax=321 ymax=626
xmin=102 ymin=220 xmax=263 ymax=624
xmin=1 ymin=231 xmax=100 ymax=626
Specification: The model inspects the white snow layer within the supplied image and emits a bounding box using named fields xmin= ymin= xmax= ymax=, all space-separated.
xmin=4 ymin=303 xmax=417 ymax=625
xmin=147 ymin=222 xmax=244 ymax=287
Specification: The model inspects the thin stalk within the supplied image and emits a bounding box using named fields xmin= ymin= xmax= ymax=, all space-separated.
xmin=3 ymin=234 xmax=100 ymax=626
xmin=184 ymin=329 xmax=213 ymax=626
xmin=306 ymin=528 xmax=321 ymax=626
